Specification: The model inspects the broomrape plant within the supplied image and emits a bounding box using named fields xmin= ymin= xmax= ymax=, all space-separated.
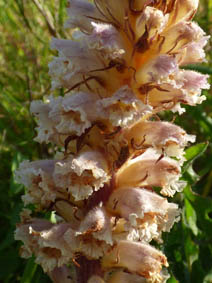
xmin=14 ymin=0 xmax=210 ymax=282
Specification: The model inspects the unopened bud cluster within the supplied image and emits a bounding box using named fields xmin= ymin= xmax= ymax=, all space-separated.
xmin=15 ymin=0 xmax=209 ymax=282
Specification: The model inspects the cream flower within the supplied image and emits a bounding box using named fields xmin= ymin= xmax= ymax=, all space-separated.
xmin=54 ymin=151 xmax=110 ymax=200
xmin=123 ymin=120 xmax=195 ymax=159
xmin=115 ymin=148 xmax=182 ymax=196
xmin=15 ymin=220 xmax=75 ymax=272
xmin=107 ymin=187 xmax=180 ymax=242
xmin=31 ymin=86 xmax=152 ymax=146
xmin=102 ymin=240 xmax=168 ymax=280
xmin=15 ymin=160 xmax=57 ymax=208
xmin=65 ymin=0 xmax=100 ymax=32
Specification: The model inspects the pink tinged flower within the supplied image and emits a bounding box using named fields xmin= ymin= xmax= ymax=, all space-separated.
xmin=50 ymin=38 xmax=101 ymax=70
xmin=49 ymin=38 xmax=105 ymax=91
xmin=64 ymin=226 xmax=110 ymax=260
xmin=115 ymin=148 xmax=183 ymax=197
xmin=135 ymin=54 xmax=178 ymax=85
xmin=65 ymin=0 xmax=99 ymax=32
xmin=34 ymin=224 xmax=75 ymax=271
xmin=98 ymin=86 xmax=153 ymax=128
xmin=31 ymin=92 xmax=102 ymax=145
xmin=54 ymin=151 xmax=110 ymax=201
xmin=136 ymin=68 xmax=208 ymax=111
xmin=178 ymin=70 xmax=210 ymax=91
xmin=15 ymin=160 xmax=58 ymax=208
xmin=179 ymin=36 xmax=210 ymax=65
xmin=158 ymin=21 xmax=206 ymax=55
xmin=53 ymin=92 xmax=101 ymax=137
xmin=139 ymin=86 xmax=201 ymax=113
xmin=102 ymin=240 xmax=168 ymax=280
xmin=15 ymin=220 xmax=75 ymax=272
xmin=49 ymin=265 xmax=74 ymax=283
xmin=87 ymin=22 xmax=125 ymax=59
xmin=31 ymin=86 xmax=152 ymax=147
xmin=124 ymin=120 xmax=195 ymax=159
xmin=30 ymin=97 xmax=62 ymax=144
xmin=106 ymin=188 xmax=180 ymax=234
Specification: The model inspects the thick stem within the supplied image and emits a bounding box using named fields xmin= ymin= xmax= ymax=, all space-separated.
xmin=76 ymin=256 xmax=103 ymax=283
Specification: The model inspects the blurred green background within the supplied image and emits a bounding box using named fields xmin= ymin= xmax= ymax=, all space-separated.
xmin=0 ymin=0 xmax=211 ymax=282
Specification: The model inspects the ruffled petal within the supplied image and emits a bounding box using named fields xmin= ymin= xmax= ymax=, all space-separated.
xmin=54 ymin=151 xmax=110 ymax=200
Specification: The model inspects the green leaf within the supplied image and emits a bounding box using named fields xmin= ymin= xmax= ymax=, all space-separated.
xmin=182 ymin=64 xmax=212 ymax=75
xmin=0 ymin=228 xmax=15 ymax=251
xmin=20 ymin=257 xmax=38 ymax=283
xmin=191 ymin=260 xmax=206 ymax=283
xmin=0 ymin=248 xmax=21 ymax=280
xmin=184 ymin=198 xmax=198 ymax=236
xmin=184 ymin=186 xmax=212 ymax=237
xmin=182 ymin=208 xmax=199 ymax=272
xmin=10 ymin=151 xmax=25 ymax=195
xmin=167 ymin=276 xmax=179 ymax=283
xmin=183 ymin=165 xmax=200 ymax=184
xmin=183 ymin=142 xmax=208 ymax=173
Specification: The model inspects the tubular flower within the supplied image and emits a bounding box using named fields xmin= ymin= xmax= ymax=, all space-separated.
xmin=15 ymin=0 xmax=209 ymax=282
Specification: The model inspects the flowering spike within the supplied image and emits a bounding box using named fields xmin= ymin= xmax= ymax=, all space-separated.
xmin=15 ymin=0 xmax=209 ymax=282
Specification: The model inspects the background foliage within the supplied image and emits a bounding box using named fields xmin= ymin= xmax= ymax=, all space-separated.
xmin=0 ymin=0 xmax=211 ymax=282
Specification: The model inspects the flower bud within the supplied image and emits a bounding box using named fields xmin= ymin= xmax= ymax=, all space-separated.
xmin=53 ymin=200 xmax=82 ymax=228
